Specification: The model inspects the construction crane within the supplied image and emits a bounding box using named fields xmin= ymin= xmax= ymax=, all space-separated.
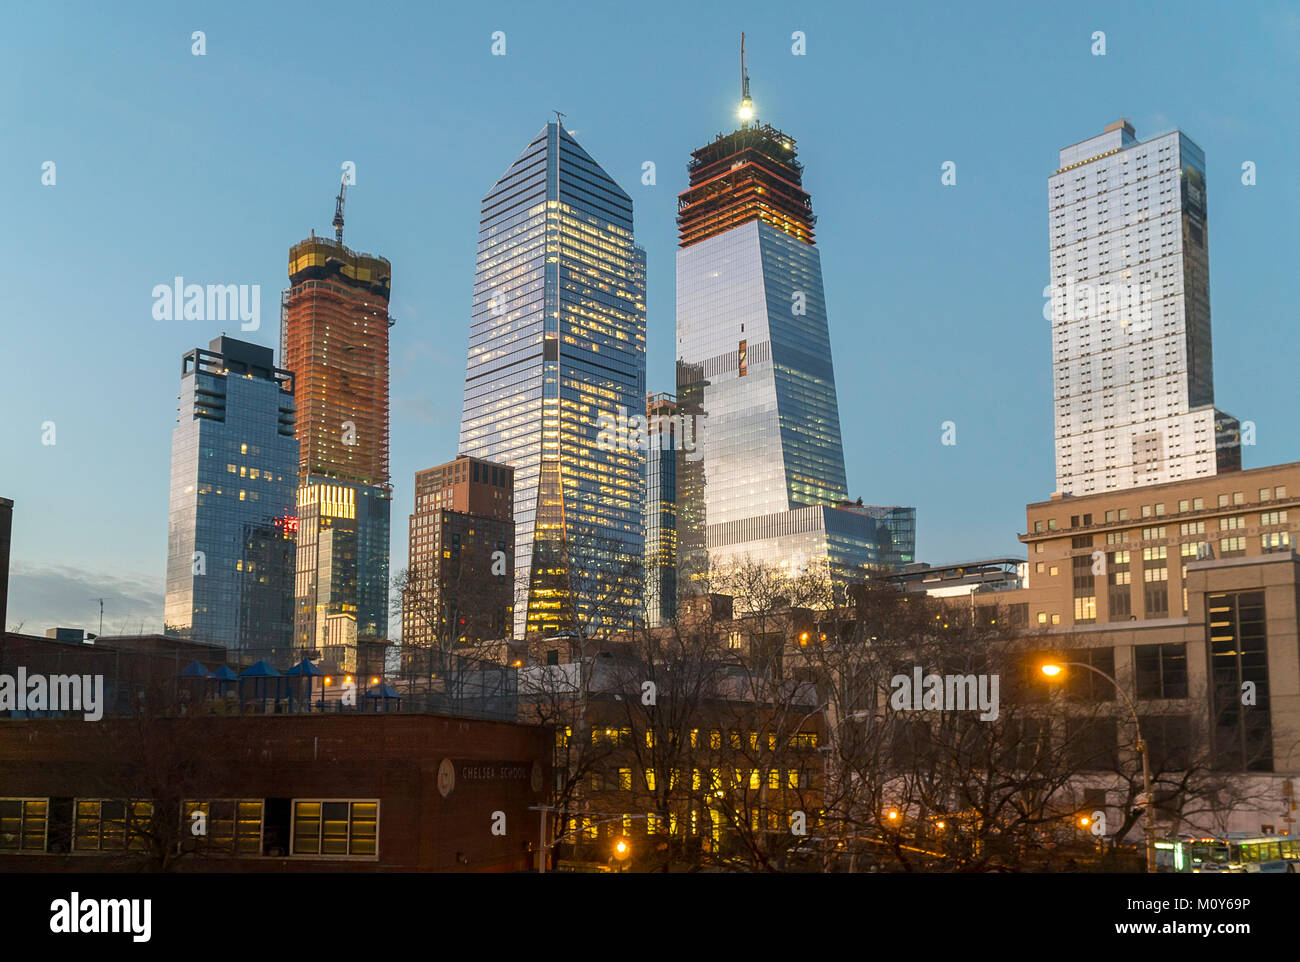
xmin=739 ymin=31 xmax=753 ymax=124
xmin=332 ymin=172 xmax=347 ymax=245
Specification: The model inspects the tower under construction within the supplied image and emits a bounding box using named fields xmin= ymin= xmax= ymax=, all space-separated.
xmin=281 ymin=179 xmax=393 ymax=652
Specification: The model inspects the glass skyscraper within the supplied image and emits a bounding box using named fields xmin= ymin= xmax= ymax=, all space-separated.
xmin=676 ymin=111 xmax=906 ymax=592
xmin=164 ymin=337 xmax=298 ymax=655
xmin=1049 ymin=120 xmax=1241 ymax=495
xmin=459 ymin=121 xmax=646 ymax=639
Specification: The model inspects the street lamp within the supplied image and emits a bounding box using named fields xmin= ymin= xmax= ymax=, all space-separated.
xmin=1041 ymin=660 xmax=1157 ymax=873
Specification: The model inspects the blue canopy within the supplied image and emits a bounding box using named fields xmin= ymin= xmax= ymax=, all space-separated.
xmin=212 ymin=665 xmax=238 ymax=681
xmin=284 ymin=657 xmax=324 ymax=677
xmin=365 ymin=683 xmax=400 ymax=698
xmin=178 ymin=660 xmax=214 ymax=679
xmin=239 ymin=660 xmax=282 ymax=678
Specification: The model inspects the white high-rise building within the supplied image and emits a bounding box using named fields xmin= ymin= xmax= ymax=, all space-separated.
xmin=1048 ymin=120 xmax=1241 ymax=496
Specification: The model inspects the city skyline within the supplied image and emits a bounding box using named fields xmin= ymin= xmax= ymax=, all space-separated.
xmin=5 ymin=2 xmax=1300 ymax=636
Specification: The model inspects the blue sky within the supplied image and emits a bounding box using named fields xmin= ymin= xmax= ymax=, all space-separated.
xmin=3 ymin=0 xmax=1298 ymax=635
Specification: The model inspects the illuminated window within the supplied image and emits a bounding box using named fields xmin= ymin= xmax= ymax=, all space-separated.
xmin=74 ymin=799 xmax=152 ymax=852
xmin=291 ymin=800 xmax=377 ymax=857
xmin=182 ymin=800 xmax=262 ymax=855
xmin=0 ymin=798 xmax=47 ymax=852
xmin=644 ymin=770 xmax=656 ymax=792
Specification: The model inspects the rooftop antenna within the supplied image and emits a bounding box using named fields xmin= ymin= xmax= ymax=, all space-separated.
xmin=739 ymin=31 xmax=753 ymax=125
xmin=332 ymin=171 xmax=347 ymax=245
xmin=90 ymin=597 xmax=104 ymax=637
xmin=553 ymin=109 xmax=566 ymax=132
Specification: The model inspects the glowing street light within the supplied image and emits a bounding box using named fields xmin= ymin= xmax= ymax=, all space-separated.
xmin=1042 ymin=660 xmax=1156 ymax=874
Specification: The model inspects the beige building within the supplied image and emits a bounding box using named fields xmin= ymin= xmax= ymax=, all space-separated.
xmin=959 ymin=461 xmax=1300 ymax=835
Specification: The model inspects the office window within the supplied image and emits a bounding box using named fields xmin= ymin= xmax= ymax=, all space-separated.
xmin=618 ymin=768 xmax=632 ymax=791
xmin=1066 ymin=717 xmax=1120 ymax=771
xmin=1034 ymin=520 xmax=1044 ymax=533
xmin=1118 ymin=508 xmax=1129 ymax=520
xmin=1261 ymin=510 xmax=1287 ymax=526
xmin=1049 ymin=565 xmax=1059 ymax=577
xmin=1220 ymin=537 xmax=1246 ymax=557
xmin=1047 ymin=519 xmax=1058 ymax=530
xmin=1233 ymin=492 xmax=1245 ymax=505
xmin=1105 ymin=510 xmax=1116 ymax=523
xmin=1035 ymin=543 xmax=1045 ymax=554
xmin=1193 ymin=498 xmax=1203 ymax=510
xmin=1218 ymin=494 xmax=1229 ymax=508
xmin=1262 ymin=531 xmax=1291 ymax=551
xmin=1154 ymin=503 xmax=1165 ymax=516
xmin=1066 ymin=648 xmax=1116 ymax=703
xmin=1051 ymin=614 xmax=1061 ymax=625
xmin=74 ymin=800 xmax=153 ymax=852
xmin=291 ymin=800 xmax=378 ymax=857
xmin=1035 ymin=562 xmax=1045 ymax=574
xmin=1276 ymin=486 xmax=1287 ymax=499
xmin=1037 ymin=612 xmax=1047 ymax=625
xmin=0 ymin=798 xmax=48 ymax=852
xmin=1178 ymin=500 xmax=1189 ymax=513
xmin=1071 ymin=515 xmax=1079 ymax=527
xmin=1208 ymin=592 xmax=1271 ymax=771
xmin=1134 ymin=643 xmax=1188 ymax=700
xmin=1219 ymin=516 xmax=1245 ymax=531
xmin=1259 ymin=488 xmax=1272 ymax=502
xmin=181 ymin=800 xmax=262 ymax=855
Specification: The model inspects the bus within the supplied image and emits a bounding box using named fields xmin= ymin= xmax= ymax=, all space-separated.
xmin=1156 ymin=834 xmax=1300 ymax=872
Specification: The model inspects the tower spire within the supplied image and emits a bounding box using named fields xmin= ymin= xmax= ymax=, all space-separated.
xmin=739 ymin=31 xmax=753 ymax=125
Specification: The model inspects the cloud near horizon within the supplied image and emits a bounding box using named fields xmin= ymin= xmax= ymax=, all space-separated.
xmin=4 ymin=563 xmax=163 ymax=637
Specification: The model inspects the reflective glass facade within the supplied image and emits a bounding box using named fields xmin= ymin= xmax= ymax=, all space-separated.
xmin=1049 ymin=122 xmax=1241 ymax=495
xmin=644 ymin=393 xmax=678 ymax=627
xmin=459 ymin=122 xmax=646 ymax=638
xmin=165 ymin=337 xmax=298 ymax=655
xmin=674 ymin=119 xmax=913 ymax=592
xmin=293 ymin=478 xmax=391 ymax=648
